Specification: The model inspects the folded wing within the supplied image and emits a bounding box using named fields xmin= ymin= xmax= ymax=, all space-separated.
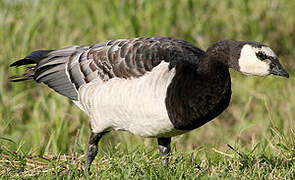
xmin=10 ymin=37 xmax=204 ymax=100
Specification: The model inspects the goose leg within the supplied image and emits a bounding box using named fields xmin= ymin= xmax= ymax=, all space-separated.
xmin=157 ymin=137 xmax=171 ymax=164
xmin=86 ymin=132 xmax=106 ymax=170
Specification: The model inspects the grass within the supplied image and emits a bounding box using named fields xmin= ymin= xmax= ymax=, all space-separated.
xmin=0 ymin=0 xmax=294 ymax=178
xmin=1 ymin=132 xmax=294 ymax=179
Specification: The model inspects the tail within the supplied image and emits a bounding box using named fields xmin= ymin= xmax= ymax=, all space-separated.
xmin=10 ymin=46 xmax=89 ymax=100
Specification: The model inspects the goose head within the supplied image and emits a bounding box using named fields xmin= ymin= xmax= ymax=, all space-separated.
xmin=206 ymin=40 xmax=289 ymax=78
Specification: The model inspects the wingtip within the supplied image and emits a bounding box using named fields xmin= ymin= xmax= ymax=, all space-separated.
xmin=9 ymin=61 xmax=20 ymax=67
xmin=10 ymin=58 xmax=35 ymax=67
xmin=9 ymin=78 xmax=30 ymax=82
xmin=9 ymin=74 xmax=32 ymax=82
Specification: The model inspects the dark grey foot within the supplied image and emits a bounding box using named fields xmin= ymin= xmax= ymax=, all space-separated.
xmin=86 ymin=132 xmax=106 ymax=171
xmin=157 ymin=137 xmax=171 ymax=164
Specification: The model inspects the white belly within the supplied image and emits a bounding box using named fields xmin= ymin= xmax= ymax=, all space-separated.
xmin=78 ymin=62 xmax=183 ymax=137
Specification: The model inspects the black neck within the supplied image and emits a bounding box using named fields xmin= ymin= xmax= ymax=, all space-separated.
xmin=203 ymin=40 xmax=242 ymax=72
xmin=165 ymin=62 xmax=231 ymax=130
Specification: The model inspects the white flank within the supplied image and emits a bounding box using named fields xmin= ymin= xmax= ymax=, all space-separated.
xmin=238 ymin=44 xmax=270 ymax=76
xmin=77 ymin=62 xmax=183 ymax=137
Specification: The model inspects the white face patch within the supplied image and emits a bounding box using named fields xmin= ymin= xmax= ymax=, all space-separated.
xmin=254 ymin=46 xmax=277 ymax=58
xmin=238 ymin=44 xmax=270 ymax=76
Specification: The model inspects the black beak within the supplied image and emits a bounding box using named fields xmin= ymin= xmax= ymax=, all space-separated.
xmin=270 ymin=60 xmax=289 ymax=78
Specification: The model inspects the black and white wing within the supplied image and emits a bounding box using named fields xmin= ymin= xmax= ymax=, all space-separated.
xmin=10 ymin=37 xmax=205 ymax=100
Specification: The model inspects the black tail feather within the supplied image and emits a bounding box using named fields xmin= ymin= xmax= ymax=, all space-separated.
xmin=10 ymin=58 xmax=36 ymax=67
xmin=10 ymin=50 xmax=53 ymax=81
xmin=10 ymin=47 xmax=80 ymax=100
xmin=10 ymin=50 xmax=53 ymax=67
xmin=10 ymin=78 xmax=31 ymax=82
xmin=9 ymin=66 xmax=35 ymax=82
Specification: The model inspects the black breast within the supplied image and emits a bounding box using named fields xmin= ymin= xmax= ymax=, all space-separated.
xmin=165 ymin=62 xmax=232 ymax=130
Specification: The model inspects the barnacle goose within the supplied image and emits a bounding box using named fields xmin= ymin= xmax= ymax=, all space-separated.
xmin=10 ymin=37 xmax=289 ymax=168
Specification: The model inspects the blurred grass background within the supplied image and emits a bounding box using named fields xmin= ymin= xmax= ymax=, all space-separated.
xmin=0 ymin=0 xmax=294 ymax=177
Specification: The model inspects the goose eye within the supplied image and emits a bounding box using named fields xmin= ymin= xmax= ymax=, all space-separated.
xmin=256 ymin=52 xmax=267 ymax=60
